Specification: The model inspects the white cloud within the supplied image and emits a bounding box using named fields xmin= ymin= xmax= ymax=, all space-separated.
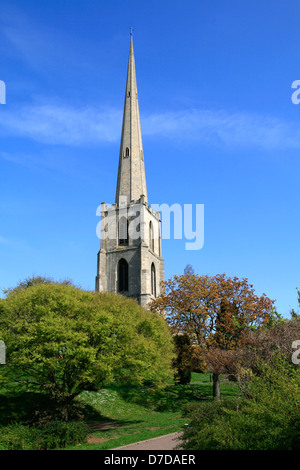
xmin=142 ymin=109 xmax=300 ymax=150
xmin=0 ymin=102 xmax=300 ymax=151
xmin=0 ymin=104 xmax=122 ymax=145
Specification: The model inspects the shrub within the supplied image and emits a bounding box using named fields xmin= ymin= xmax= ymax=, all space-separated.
xmin=0 ymin=421 xmax=89 ymax=450
xmin=180 ymin=355 xmax=300 ymax=450
xmin=0 ymin=423 xmax=42 ymax=450
xmin=38 ymin=420 xmax=89 ymax=449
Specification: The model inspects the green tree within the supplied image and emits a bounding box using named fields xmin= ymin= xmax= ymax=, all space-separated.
xmin=2 ymin=275 xmax=72 ymax=296
xmin=0 ymin=279 xmax=174 ymax=417
xmin=151 ymin=272 xmax=275 ymax=399
xmin=173 ymin=334 xmax=192 ymax=385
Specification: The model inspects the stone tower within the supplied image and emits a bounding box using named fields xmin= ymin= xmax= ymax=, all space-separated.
xmin=95 ymin=33 xmax=164 ymax=307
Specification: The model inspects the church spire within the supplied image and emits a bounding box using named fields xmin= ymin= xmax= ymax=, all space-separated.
xmin=115 ymin=32 xmax=148 ymax=205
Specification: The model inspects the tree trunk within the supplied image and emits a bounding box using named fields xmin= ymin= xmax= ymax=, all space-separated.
xmin=213 ymin=372 xmax=221 ymax=400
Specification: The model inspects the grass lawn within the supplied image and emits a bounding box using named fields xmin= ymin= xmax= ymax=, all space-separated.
xmin=66 ymin=372 xmax=238 ymax=450
xmin=0 ymin=372 xmax=238 ymax=450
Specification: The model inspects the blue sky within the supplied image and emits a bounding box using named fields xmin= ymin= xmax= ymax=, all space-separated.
xmin=0 ymin=0 xmax=300 ymax=316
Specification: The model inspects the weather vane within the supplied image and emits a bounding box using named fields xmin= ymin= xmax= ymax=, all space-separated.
xmin=130 ymin=26 xmax=133 ymax=36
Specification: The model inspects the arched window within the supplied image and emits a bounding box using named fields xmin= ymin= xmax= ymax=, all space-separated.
xmin=118 ymin=258 xmax=128 ymax=292
xmin=149 ymin=221 xmax=154 ymax=252
xmin=118 ymin=217 xmax=128 ymax=246
xmin=125 ymin=147 xmax=130 ymax=157
xmin=151 ymin=263 xmax=156 ymax=297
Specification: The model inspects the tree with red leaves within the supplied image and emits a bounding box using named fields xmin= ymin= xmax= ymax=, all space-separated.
xmin=151 ymin=271 xmax=275 ymax=399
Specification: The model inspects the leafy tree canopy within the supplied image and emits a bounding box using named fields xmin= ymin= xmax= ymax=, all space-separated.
xmin=151 ymin=271 xmax=276 ymax=398
xmin=0 ymin=279 xmax=174 ymax=403
xmin=151 ymin=272 xmax=275 ymax=349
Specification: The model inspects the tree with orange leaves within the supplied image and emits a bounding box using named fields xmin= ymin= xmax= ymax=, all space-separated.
xmin=150 ymin=270 xmax=275 ymax=399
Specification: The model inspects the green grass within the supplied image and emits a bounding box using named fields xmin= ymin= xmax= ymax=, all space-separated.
xmin=66 ymin=373 xmax=238 ymax=450
xmin=0 ymin=373 xmax=239 ymax=450
xmin=190 ymin=372 xmax=211 ymax=383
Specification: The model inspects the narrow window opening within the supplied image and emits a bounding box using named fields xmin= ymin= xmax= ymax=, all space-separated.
xmin=159 ymin=231 xmax=161 ymax=257
xmin=151 ymin=263 xmax=156 ymax=297
xmin=118 ymin=217 xmax=129 ymax=246
xmin=149 ymin=221 xmax=154 ymax=252
xmin=118 ymin=258 xmax=128 ymax=292
xmin=125 ymin=147 xmax=130 ymax=157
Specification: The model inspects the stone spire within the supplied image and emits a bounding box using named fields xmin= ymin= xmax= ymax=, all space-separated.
xmin=115 ymin=32 xmax=148 ymax=206
xmin=96 ymin=32 xmax=164 ymax=306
